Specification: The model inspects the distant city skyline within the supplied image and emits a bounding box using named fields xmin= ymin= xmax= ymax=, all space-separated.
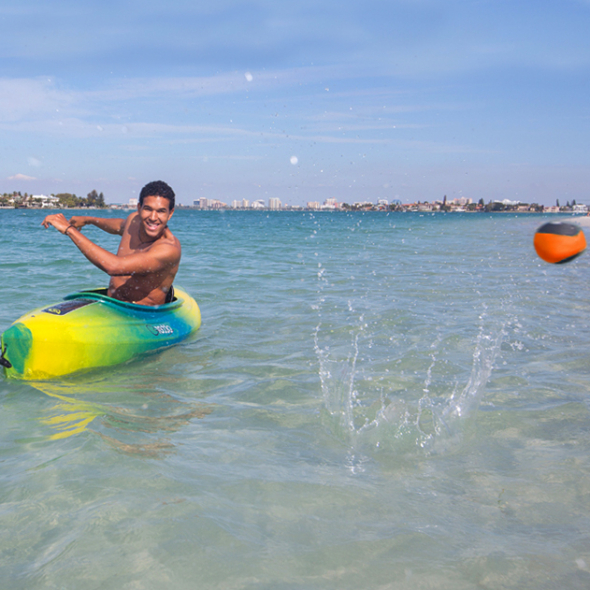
xmin=2 ymin=191 xmax=583 ymax=214
xmin=2 ymin=1 xmax=590 ymax=207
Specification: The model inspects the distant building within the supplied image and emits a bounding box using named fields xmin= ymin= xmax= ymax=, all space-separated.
xmin=269 ymin=198 xmax=281 ymax=210
xmin=450 ymin=197 xmax=472 ymax=206
xmin=352 ymin=201 xmax=374 ymax=210
xmin=251 ymin=200 xmax=265 ymax=209
xmin=307 ymin=201 xmax=320 ymax=210
xmin=33 ymin=194 xmax=60 ymax=208
xmin=196 ymin=198 xmax=227 ymax=209
xmin=418 ymin=202 xmax=434 ymax=212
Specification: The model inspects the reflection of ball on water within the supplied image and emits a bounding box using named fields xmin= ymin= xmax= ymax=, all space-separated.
xmin=534 ymin=222 xmax=586 ymax=264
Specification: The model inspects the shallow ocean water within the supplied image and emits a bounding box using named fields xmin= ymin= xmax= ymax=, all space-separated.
xmin=2 ymin=209 xmax=590 ymax=589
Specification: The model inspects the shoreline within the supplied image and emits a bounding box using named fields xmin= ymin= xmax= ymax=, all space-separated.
xmin=1 ymin=206 xmax=585 ymax=215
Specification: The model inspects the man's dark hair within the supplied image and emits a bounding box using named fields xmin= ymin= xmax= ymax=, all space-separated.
xmin=139 ymin=180 xmax=175 ymax=210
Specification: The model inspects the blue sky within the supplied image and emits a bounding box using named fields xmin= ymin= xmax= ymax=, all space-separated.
xmin=1 ymin=0 xmax=589 ymax=206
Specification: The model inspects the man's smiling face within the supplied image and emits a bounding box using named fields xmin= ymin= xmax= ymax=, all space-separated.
xmin=138 ymin=195 xmax=174 ymax=241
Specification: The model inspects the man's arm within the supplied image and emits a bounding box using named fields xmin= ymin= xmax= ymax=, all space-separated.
xmin=41 ymin=213 xmax=179 ymax=276
xmin=68 ymin=228 xmax=179 ymax=276
xmin=69 ymin=215 xmax=126 ymax=235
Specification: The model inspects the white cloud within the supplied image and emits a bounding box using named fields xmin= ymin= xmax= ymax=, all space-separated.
xmin=0 ymin=77 xmax=77 ymax=122
xmin=85 ymin=65 xmax=349 ymax=102
xmin=0 ymin=66 xmax=352 ymax=130
xmin=9 ymin=173 xmax=36 ymax=180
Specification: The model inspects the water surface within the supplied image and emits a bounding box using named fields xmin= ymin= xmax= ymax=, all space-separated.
xmin=2 ymin=209 xmax=590 ymax=589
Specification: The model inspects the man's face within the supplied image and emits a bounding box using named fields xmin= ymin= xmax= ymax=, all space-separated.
xmin=138 ymin=195 xmax=174 ymax=239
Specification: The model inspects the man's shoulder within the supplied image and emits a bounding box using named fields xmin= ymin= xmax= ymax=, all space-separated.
xmin=150 ymin=231 xmax=181 ymax=258
xmin=120 ymin=211 xmax=139 ymax=233
xmin=160 ymin=230 xmax=181 ymax=251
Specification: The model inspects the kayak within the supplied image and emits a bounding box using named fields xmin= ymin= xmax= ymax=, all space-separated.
xmin=0 ymin=286 xmax=201 ymax=380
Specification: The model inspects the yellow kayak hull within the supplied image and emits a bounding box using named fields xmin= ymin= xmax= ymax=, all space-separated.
xmin=1 ymin=287 xmax=201 ymax=380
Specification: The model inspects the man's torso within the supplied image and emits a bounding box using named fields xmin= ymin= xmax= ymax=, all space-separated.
xmin=107 ymin=212 xmax=180 ymax=305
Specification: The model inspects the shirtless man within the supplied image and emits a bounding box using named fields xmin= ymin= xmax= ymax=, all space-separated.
xmin=41 ymin=180 xmax=180 ymax=306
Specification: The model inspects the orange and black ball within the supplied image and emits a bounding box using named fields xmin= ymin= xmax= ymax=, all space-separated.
xmin=534 ymin=222 xmax=586 ymax=264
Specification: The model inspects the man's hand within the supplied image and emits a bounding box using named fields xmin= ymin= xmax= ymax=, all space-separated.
xmin=41 ymin=213 xmax=71 ymax=234
xmin=69 ymin=216 xmax=88 ymax=230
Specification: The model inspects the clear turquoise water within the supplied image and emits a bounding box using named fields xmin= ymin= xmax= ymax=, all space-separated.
xmin=2 ymin=209 xmax=590 ymax=589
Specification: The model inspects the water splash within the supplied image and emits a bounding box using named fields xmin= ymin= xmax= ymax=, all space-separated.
xmin=314 ymin=272 xmax=507 ymax=456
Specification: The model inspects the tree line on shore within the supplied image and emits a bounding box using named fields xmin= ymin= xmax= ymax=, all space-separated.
xmin=341 ymin=197 xmax=581 ymax=213
xmin=0 ymin=190 xmax=106 ymax=208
